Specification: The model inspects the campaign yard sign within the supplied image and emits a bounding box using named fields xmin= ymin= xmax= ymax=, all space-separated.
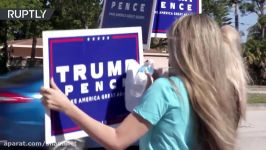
xmin=100 ymin=0 xmax=157 ymax=49
xmin=152 ymin=0 xmax=202 ymax=38
xmin=43 ymin=27 xmax=143 ymax=143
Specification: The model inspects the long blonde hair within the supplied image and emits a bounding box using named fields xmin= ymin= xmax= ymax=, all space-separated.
xmin=167 ymin=15 xmax=245 ymax=150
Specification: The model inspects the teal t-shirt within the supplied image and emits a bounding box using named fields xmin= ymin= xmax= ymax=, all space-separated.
xmin=133 ymin=76 xmax=197 ymax=150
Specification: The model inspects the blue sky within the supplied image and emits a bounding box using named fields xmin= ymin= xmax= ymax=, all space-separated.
xmin=229 ymin=10 xmax=258 ymax=42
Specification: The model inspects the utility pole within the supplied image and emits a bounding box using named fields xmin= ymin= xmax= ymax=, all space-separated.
xmin=234 ymin=0 xmax=239 ymax=31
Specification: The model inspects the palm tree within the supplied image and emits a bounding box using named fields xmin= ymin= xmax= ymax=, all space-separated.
xmin=239 ymin=0 xmax=265 ymax=39
xmin=242 ymin=0 xmax=266 ymax=84
xmin=248 ymin=15 xmax=266 ymax=40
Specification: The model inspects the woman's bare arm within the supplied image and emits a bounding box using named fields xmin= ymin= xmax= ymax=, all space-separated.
xmin=41 ymin=78 xmax=151 ymax=150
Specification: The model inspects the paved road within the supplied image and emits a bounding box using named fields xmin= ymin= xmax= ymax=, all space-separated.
xmin=235 ymin=106 xmax=266 ymax=150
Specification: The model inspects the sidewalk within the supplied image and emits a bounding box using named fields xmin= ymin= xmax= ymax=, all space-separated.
xmin=235 ymin=106 xmax=266 ymax=150
xmin=247 ymin=104 xmax=266 ymax=109
xmin=248 ymin=86 xmax=266 ymax=94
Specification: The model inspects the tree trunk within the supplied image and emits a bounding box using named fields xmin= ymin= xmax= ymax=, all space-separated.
xmin=31 ymin=36 xmax=37 ymax=59
xmin=263 ymin=25 xmax=265 ymax=39
xmin=29 ymin=35 xmax=37 ymax=67
xmin=29 ymin=20 xmax=37 ymax=68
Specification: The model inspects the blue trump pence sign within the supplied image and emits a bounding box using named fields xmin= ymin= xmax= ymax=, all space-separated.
xmin=42 ymin=27 xmax=143 ymax=143
xmin=100 ymin=0 xmax=157 ymax=49
xmin=152 ymin=0 xmax=202 ymax=37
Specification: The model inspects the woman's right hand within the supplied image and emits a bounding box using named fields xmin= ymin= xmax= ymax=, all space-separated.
xmin=152 ymin=68 xmax=169 ymax=79
xmin=145 ymin=73 xmax=154 ymax=90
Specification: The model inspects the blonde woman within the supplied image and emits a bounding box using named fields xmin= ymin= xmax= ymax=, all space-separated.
xmin=41 ymin=15 xmax=245 ymax=150
xmin=221 ymin=25 xmax=248 ymax=125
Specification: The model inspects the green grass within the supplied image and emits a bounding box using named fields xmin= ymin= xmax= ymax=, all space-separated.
xmin=248 ymin=94 xmax=266 ymax=104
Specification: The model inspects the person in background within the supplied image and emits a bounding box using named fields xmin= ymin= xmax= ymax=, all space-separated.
xmin=221 ymin=25 xmax=249 ymax=125
xmin=40 ymin=14 xmax=247 ymax=150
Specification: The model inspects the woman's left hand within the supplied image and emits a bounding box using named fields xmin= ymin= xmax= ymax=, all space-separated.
xmin=40 ymin=78 xmax=73 ymax=113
